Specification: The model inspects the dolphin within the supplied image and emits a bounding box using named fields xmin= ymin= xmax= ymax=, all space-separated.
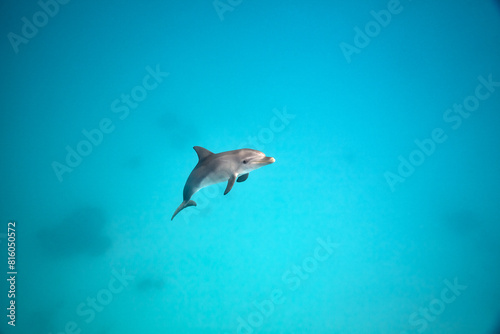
xmin=171 ymin=146 xmax=275 ymax=220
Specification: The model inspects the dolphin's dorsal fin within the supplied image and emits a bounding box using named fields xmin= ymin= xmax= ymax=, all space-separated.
xmin=193 ymin=146 xmax=214 ymax=161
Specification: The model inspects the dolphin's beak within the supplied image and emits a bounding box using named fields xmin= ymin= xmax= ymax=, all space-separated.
xmin=252 ymin=157 xmax=275 ymax=165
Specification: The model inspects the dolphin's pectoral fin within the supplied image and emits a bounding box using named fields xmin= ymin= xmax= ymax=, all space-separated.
xmin=224 ymin=175 xmax=237 ymax=195
xmin=237 ymin=173 xmax=249 ymax=182
xmin=171 ymin=200 xmax=197 ymax=220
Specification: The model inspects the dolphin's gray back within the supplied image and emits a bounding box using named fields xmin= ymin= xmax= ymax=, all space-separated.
xmin=182 ymin=153 xmax=236 ymax=201
xmin=183 ymin=164 xmax=205 ymax=200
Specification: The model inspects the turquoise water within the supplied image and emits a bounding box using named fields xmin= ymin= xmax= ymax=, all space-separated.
xmin=1 ymin=0 xmax=500 ymax=333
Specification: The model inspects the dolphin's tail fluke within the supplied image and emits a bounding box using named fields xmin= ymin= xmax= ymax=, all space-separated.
xmin=171 ymin=200 xmax=197 ymax=220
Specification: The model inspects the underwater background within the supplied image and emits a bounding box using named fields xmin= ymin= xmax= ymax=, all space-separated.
xmin=1 ymin=0 xmax=500 ymax=333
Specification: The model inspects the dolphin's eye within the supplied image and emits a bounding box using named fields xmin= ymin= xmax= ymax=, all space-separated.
xmin=242 ymin=160 xmax=248 ymax=164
